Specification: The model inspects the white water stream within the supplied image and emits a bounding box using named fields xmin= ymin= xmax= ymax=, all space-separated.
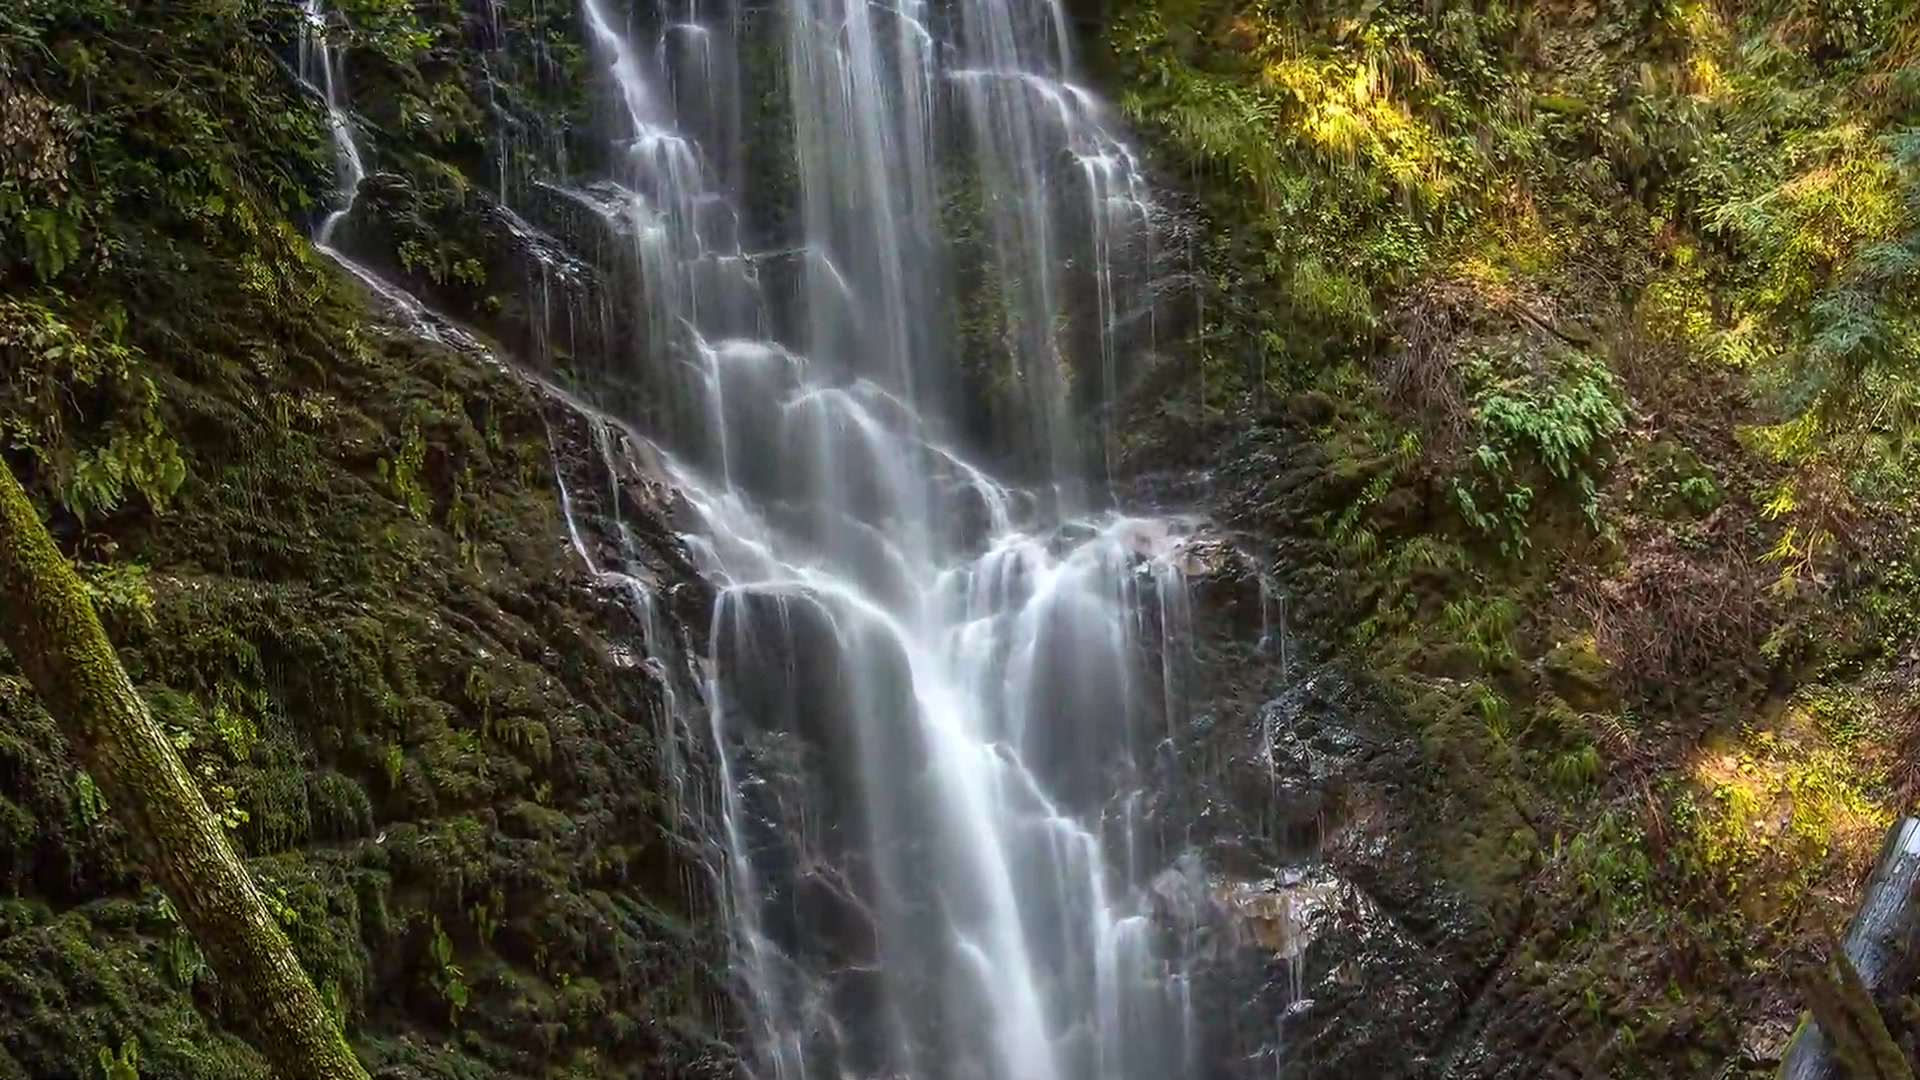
xmin=298 ymin=0 xmax=1201 ymax=1075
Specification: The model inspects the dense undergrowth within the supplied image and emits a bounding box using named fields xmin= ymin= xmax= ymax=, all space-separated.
xmin=1101 ymin=0 xmax=1920 ymax=1074
xmin=0 ymin=1 xmax=726 ymax=1077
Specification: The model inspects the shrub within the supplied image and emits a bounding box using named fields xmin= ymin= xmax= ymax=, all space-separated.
xmin=1450 ymin=346 xmax=1627 ymax=555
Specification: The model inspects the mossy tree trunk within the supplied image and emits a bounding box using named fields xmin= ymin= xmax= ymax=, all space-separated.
xmin=1786 ymin=945 xmax=1915 ymax=1080
xmin=1779 ymin=817 xmax=1920 ymax=1080
xmin=0 ymin=464 xmax=371 ymax=1080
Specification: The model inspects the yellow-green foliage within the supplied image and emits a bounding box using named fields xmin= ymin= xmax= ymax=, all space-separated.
xmin=1675 ymin=696 xmax=1890 ymax=924
xmin=1450 ymin=198 xmax=1561 ymax=296
xmin=1723 ymin=134 xmax=1902 ymax=313
xmin=1637 ymin=242 xmax=1715 ymax=350
xmin=1105 ymin=0 xmax=1920 ymax=1074
xmin=98 ymin=1039 xmax=139 ymax=1080
xmin=1689 ymin=10 xmax=1920 ymax=546
xmin=1107 ymin=0 xmax=1499 ymax=324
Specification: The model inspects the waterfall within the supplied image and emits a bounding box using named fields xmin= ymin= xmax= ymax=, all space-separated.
xmin=565 ymin=0 xmax=1189 ymax=1073
xmin=295 ymin=0 xmax=1197 ymax=1074
xmin=297 ymin=0 xmax=492 ymax=354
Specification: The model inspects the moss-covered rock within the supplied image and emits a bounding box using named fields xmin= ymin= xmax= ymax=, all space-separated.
xmin=0 ymin=0 xmax=730 ymax=1075
xmin=1094 ymin=0 xmax=1920 ymax=1076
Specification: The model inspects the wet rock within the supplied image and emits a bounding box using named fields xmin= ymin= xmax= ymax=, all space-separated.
xmin=1155 ymin=668 xmax=1380 ymax=874
xmin=791 ymin=864 xmax=880 ymax=959
xmin=1266 ymin=879 xmax=1460 ymax=1080
xmin=1047 ymin=518 xmax=1104 ymax=555
xmin=542 ymin=395 xmax=717 ymax=657
xmin=942 ymin=473 xmax=999 ymax=551
xmin=1132 ymin=644 xmax=1492 ymax=1080
xmin=1257 ymin=676 xmax=1374 ymax=852
xmin=1146 ymin=853 xmax=1461 ymax=1080
xmin=1177 ymin=533 xmax=1271 ymax=641
xmin=711 ymin=587 xmax=925 ymax=784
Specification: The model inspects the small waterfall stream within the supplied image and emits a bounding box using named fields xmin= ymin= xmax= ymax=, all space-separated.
xmin=297 ymin=0 xmax=492 ymax=353
xmin=296 ymin=0 xmax=1215 ymax=1076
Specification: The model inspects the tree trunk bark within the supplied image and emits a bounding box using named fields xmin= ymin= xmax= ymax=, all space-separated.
xmin=1778 ymin=817 xmax=1920 ymax=1080
xmin=0 ymin=465 xmax=370 ymax=1080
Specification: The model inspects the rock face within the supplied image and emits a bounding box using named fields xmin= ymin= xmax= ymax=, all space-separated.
xmin=1143 ymin=662 xmax=1467 ymax=1080
xmin=1108 ymin=449 xmax=1505 ymax=1080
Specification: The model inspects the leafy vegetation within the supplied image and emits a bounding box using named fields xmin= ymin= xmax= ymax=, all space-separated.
xmin=1449 ymin=345 xmax=1626 ymax=554
xmin=5 ymin=0 xmax=1917 ymax=1072
xmin=1101 ymin=0 xmax=1920 ymax=1074
xmin=0 ymin=0 xmax=728 ymax=1077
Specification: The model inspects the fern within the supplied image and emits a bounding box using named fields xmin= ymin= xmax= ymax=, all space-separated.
xmin=96 ymin=1040 xmax=138 ymax=1080
xmin=1546 ymin=743 xmax=1603 ymax=793
xmin=1449 ymin=347 xmax=1625 ymax=552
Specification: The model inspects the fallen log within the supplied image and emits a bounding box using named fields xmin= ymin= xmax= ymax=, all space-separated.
xmin=1778 ymin=817 xmax=1920 ymax=1080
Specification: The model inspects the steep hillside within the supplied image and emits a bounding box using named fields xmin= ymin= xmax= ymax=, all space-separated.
xmin=0 ymin=2 xmax=729 ymax=1076
xmin=1096 ymin=0 xmax=1920 ymax=1075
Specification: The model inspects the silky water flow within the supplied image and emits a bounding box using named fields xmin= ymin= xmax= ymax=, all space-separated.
xmin=298 ymin=0 xmax=1217 ymax=1075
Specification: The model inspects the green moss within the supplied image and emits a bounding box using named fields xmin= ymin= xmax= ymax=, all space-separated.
xmin=0 ymin=1 xmax=727 ymax=1076
xmin=1098 ymin=0 xmax=1920 ymax=1074
xmin=0 ymin=907 xmax=263 ymax=1080
xmin=1544 ymin=636 xmax=1615 ymax=712
xmin=308 ymin=772 xmax=374 ymax=843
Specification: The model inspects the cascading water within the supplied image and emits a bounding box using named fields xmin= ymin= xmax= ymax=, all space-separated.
xmin=295 ymin=0 xmax=1207 ymax=1075
xmin=555 ymin=1 xmax=1192 ymax=1076
xmin=297 ymin=2 xmax=491 ymax=353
